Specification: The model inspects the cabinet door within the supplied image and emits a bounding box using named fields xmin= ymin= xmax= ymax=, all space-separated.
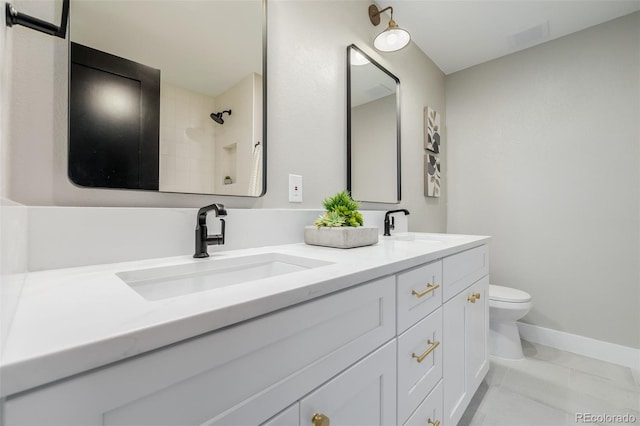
xmin=442 ymin=288 xmax=468 ymax=426
xmin=442 ymin=276 xmax=489 ymax=426
xmin=467 ymin=276 xmax=489 ymax=394
xmin=299 ymin=340 xmax=396 ymax=426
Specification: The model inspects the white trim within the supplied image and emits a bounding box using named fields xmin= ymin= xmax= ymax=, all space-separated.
xmin=517 ymin=322 xmax=640 ymax=370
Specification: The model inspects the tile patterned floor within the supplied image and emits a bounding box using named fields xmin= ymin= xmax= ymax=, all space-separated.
xmin=459 ymin=341 xmax=640 ymax=426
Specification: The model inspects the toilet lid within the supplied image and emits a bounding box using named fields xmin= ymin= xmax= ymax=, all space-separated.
xmin=489 ymin=284 xmax=531 ymax=302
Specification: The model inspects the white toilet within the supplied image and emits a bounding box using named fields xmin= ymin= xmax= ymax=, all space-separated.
xmin=489 ymin=284 xmax=532 ymax=360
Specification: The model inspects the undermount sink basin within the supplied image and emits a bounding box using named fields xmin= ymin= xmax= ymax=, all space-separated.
xmin=117 ymin=253 xmax=333 ymax=301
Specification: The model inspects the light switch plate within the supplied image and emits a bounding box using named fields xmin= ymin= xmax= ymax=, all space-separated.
xmin=289 ymin=174 xmax=302 ymax=203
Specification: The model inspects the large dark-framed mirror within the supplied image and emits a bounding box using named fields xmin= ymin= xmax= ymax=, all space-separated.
xmin=68 ymin=0 xmax=267 ymax=197
xmin=347 ymin=44 xmax=400 ymax=203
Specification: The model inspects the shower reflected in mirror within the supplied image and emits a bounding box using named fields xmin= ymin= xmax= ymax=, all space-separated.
xmin=68 ymin=0 xmax=266 ymax=197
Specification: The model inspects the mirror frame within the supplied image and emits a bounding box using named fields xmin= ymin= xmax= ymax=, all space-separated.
xmin=346 ymin=44 xmax=401 ymax=203
xmin=67 ymin=0 xmax=268 ymax=197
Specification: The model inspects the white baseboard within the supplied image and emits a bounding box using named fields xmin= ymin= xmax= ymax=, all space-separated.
xmin=517 ymin=322 xmax=640 ymax=370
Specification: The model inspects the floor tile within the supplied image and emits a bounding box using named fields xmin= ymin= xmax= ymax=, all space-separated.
xmin=522 ymin=341 xmax=575 ymax=365
xmin=468 ymin=411 xmax=487 ymax=426
xmin=569 ymin=369 xmax=640 ymax=411
xmin=480 ymin=387 xmax=569 ymax=426
xmin=484 ymin=361 xmax=509 ymax=387
xmin=462 ymin=341 xmax=640 ymax=426
xmin=500 ymin=366 xmax=576 ymax=413
xmin=632 ymin=368 xmax=640 ymax=387
xmin=567 ymin=356 xmax=637 ymax=388
xmin=523 ymin=341 xmax=637 ymax=388
xmin=500 ymin=356 xmax=571 ymax=387
xmin=460 ymin=381 xmax=490 ymax=426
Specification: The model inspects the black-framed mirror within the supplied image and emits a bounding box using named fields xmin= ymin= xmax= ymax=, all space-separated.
xmin=68 ymin=0 xmax=267 ymax=197
xmin=347 ymin=44 xmax=400 ymax=203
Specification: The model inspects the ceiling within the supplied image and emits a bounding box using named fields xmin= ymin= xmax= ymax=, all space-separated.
xmin=383 ymin=0 xmax=640 ymax=74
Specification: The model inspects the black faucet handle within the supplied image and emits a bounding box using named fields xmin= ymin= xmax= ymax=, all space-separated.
xmin=383 ymin=209 xmax=410 ymax=236
xmin=197 ymin=203 xmax=227 ymax=224
xmin=385 ymin=209 xmax=410 ymax=217
xmin=198 ymin=203 xmax=226 ymax=216
xmin=214 ymin=204 xmax=227 ymax=216
xmin=194 ymin=204 xmax=227 ymax=257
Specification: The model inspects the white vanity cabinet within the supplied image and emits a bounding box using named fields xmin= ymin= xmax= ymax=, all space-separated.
xmin=395 ymin=245 xmax=489 ymax=426
xmin=2 ymin=241 xmax=490 ymax=426
xmin=4 ymin=277 xmax=396 ymax=426
xmin=442 ymin=246 xmax=490 ymax=426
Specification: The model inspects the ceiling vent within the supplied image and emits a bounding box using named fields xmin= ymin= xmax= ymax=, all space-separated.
xmin=508 ymin=21 xmax=550 ymax=50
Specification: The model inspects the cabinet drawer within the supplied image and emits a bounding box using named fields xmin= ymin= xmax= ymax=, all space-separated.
xmin=442 ymin=245 xmax=488 ymax=301
xmin=261 ymin=403 xmax=299 ymax=426
xmin=403 ymin=379 xmax=443 ymax=426
xmin=5 ymin=277 xmax=395 ymax=426
xmin=397 ymin=260 xmax=442 ymax=333
xmin=397 ymin=308 xmax=443 ymax=424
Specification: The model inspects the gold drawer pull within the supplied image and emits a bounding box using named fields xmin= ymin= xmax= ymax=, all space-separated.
xmin=473 ymin=292 xmax=481 ymax=299
xmin=411 ymin=283 xmax=440 ymax=298
xmin=411 ymin=339 xmax=440 ymax=363
xmin=428 ymin=418 xmax=440 ymax=426
xmin=312 ymin=413 xmax=330 ymax=426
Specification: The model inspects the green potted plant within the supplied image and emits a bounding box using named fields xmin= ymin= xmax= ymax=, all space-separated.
xmin=304 ymin=190 xmax=378 ymax=248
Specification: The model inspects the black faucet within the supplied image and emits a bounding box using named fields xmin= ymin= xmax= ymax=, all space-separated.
xmin=194 ymin=203 xmax=227 ymax=258
xmin=383 ymin=209 xmax=410 ymax=236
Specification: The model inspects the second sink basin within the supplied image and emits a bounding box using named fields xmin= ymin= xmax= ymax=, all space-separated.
xmin=117 ymin=253 xmax=333 ymax=301
xmin=388 ymin=232 xmax=465 ymax=243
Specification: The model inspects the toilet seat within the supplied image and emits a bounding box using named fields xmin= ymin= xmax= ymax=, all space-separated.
xmin=489 ymin=284 xmax=531 ymax=303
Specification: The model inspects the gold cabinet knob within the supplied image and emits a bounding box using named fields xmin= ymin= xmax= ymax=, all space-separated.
xmin=473 ymin=292 xmax=481 ymax=299
xmin=312 ymin=413 xmax=330 ymax=426
xmin=427 ymin=418 xmax=441 ymax=426
xmin=468 ymin=294 xmax=477 ymax=303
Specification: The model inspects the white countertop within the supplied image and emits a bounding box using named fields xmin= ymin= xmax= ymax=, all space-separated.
xmin=0 ymin=233 xmax=489 ymax=397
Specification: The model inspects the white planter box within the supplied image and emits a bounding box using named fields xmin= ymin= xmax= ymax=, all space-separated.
xmin=304 ymin=226 xmax=379 ymax=249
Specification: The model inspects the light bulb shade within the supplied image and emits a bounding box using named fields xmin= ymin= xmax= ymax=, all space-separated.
xmin=374 ymin=26 xmax=411 ymax=52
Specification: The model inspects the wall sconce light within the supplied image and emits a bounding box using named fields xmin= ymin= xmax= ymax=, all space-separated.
xmin=368 ymin=4 xmax=411 ymax=52
xmin=5 ymin=0 xmax=69 ymax=39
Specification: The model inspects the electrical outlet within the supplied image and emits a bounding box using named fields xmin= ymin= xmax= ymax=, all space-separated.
xmin=289 ymin=174 xmax=302 ymax=203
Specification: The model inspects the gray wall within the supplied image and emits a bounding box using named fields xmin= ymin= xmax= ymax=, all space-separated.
xmin=1 ymin=15 xmax=28 ymax=346
xmin=5 ymin=0 xmax=447 ymax=232
xmin=446 ymin=12 xmax=640 ymax=349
